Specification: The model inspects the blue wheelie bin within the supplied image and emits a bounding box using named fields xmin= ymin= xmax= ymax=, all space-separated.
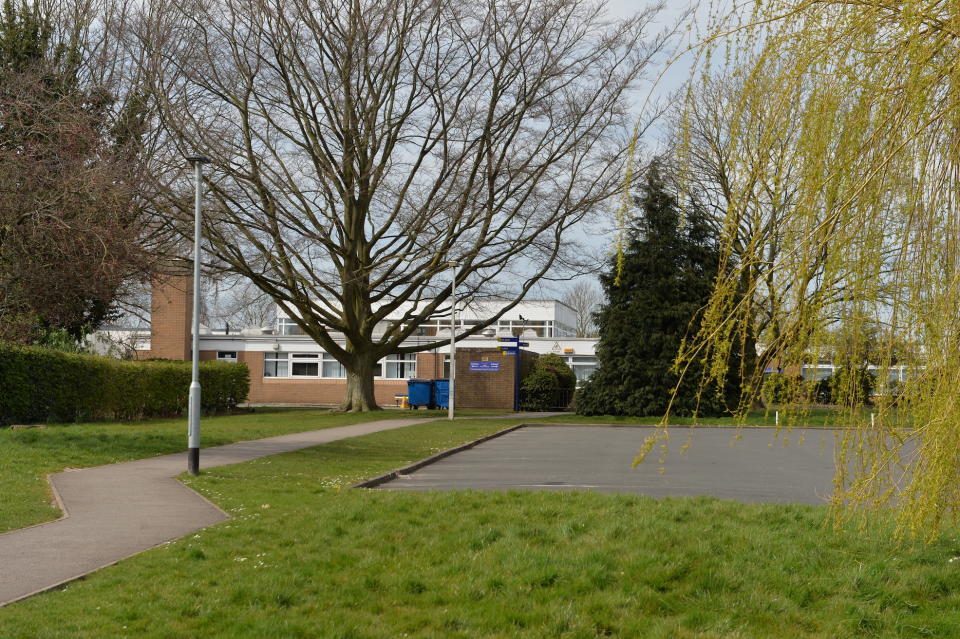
xmin=406 ymin=378 xmax=434 ymax=409
xmin=432 ymin=379 xmax=450 ymax=409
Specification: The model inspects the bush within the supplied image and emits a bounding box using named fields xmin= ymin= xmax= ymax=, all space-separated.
xmin=828 ymin=367 xmax=875 ymax=406
xmin=520 ymin=367 xmax=561 ymax=411
xmin=0 ymin=344 xmax=250 ymax=425
xmin=813 ymin=379 xmax=832 ymax=404
xmin=534 ymin=353 xmax=577 ymax=391
xmin=760 ymin=373 xmax=838 ymax=406
xmin=760 ymin=374 xmax=798 ymax=406
xmin=520 ymin=354 xmax=576 ymax=411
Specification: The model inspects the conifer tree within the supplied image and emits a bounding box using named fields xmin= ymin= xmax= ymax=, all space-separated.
xmin=577 ymin=162 xmax=742 ymax=417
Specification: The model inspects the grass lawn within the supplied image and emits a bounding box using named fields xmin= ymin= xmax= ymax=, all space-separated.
xmin=1 ymin=418 xmax=959 ymax=638
xmin=0 ymin=407 xmax=470 ymax=533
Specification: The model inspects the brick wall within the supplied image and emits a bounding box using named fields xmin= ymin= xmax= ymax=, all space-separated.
xmin=454 ymin=347 xmax=528 ymax=410
xmin=242 ymin=351 xmax=417 ymax=407
xmin=142 ymin=269 xmax=193 ymax=360
xmin=416 ymin=351 xmax=445 ymax=379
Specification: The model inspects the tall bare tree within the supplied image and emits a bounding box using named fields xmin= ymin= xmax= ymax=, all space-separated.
xmin=667 ymin=69 xmax=893 ymax=390
xmin=142 ymin=0 xmax=672 ymax=410
xmin=201 ymin=277 xmax=277 ymax=332
xmin=562 ymin=279 xmax=601 ymax=337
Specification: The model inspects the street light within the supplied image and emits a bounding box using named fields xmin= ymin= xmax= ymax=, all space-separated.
xmin=186 ymin=154 xmax=210 ymax=475
xmin=448 ymin=261 xmax=460 ymax=421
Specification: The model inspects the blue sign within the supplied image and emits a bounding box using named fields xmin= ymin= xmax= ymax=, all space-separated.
xmin=497 ymin=336 xmax=519 ymax=343
xmin=498 ymin=347 xmax=519 ymax=355
xmin=470 ymin=361 xmax=501 ymax=371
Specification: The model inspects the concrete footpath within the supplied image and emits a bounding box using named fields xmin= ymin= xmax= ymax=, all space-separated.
xmin=0 ymin=417 xmax=436 ymax=607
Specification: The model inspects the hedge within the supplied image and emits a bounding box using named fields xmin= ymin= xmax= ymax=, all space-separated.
xmin=0 ymin=344 xmax=250 ymax=425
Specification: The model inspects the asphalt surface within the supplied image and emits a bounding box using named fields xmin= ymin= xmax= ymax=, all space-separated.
xmin=0 ymin=417 xmax=435 ymax=607
xmin=378 ymin=425 xmax=858 ymax=504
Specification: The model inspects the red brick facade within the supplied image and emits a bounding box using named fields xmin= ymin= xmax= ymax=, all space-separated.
xmin=454 ymin=348 xmax=534 ymax=410
xmin=140 ymin=268 xmax=193 ymax=361
xmin=143 ymin=278 xmax=530 ymax=409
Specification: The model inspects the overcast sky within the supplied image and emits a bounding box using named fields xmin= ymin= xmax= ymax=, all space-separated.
xmin=539 ymin=0 xmax=709 ymax=294
xmin=610 ymin=0 xmax=716 ymax=122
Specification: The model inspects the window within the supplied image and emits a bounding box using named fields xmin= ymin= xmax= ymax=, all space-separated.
xmin=382 ymin=353 xmax=417 ymax=379
xmin=553 ymin=321 xmax=576 ymax=337
xmin=565 ymin=355 xmax=597 ymax=386
xmin=498 ymin=320 xmax=549 ymax=337
xmin=321 ymin=353 xmax=346 ymax=378
xmin=291 ymin=353 xmax=320 ymax=377
xmin=217 ymin=351 xmax=238 ymax=362
xmin=277 ymin=318 xmax=305 ymax=335
xmin=264 ymin=352 xmax=288 ymax=377
xmin=263 ymin=352 xmax=345 ymax=378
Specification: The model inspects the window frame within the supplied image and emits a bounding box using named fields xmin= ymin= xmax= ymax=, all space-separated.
xmin=380 ymin=353 xmax=417 ymax=379
xmin=263 ymin=352 xmax=346 ymax=379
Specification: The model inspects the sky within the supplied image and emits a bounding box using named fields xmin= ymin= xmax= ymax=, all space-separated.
xmin=538 ymin=1 xmax=710 ymax=297
xmin=536 ymin=0 xmax=742 ymax=299
xmin=607 ymin=0 xmax=719 ymax=137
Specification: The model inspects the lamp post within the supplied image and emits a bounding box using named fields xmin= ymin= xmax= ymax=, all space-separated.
xmin=186 ymin=155 xmax=210 ymax=475
xmin=448 ymin=261 xmax=459 ymax=421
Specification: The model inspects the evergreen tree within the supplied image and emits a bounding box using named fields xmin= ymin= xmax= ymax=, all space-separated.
xmin=577 ymin=162 xmax=742 ymax=417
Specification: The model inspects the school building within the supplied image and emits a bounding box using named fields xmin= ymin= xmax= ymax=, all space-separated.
xmin=133 ymin=272 xmax=598 ymax=409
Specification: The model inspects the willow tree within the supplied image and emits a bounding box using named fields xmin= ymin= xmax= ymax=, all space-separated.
xmin=663 ymin=1 xmax=960 ymax=539
xmin=139 ymin=0 xmax=670 ymax=411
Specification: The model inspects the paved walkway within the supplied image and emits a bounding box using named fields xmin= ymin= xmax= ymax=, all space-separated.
xmin=0 ymin=417 xmax=436 ymax=607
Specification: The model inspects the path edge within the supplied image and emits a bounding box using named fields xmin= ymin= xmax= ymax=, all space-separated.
xmin=352 ymin=423 xmax=528 ymax=489
xmin=0 ymin=474 xmax=72 ymax=541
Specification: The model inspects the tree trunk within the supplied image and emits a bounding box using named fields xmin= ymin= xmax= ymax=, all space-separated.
xmin=340 ymin=351 xmax=381 ymax=412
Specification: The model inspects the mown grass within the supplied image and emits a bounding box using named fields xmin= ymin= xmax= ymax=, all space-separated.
xmin=0 ymin=407 xmax=463 ymax=533
xmin=1 ymin=418 xmax=959 ymax=638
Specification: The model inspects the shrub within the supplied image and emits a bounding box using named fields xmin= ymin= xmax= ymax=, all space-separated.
xmin=534 ymin=353 xmax=577 ymax=391
xmin=200 ymin=360 xmax=252 ymax=413
xmin=0 ymin=344 xmax=249 ymax=425
xmin=760 ymin=373 xmax=836 ymax=406
xmin=828 ymin=367 xmax=875 ymax=406
xmin=520 ymin=354 xmax=576 ymax=411
xmin=760 ymin=374 xmax=798 ymax=406
xmin=520 ymin=367 xmax=561 ymax=411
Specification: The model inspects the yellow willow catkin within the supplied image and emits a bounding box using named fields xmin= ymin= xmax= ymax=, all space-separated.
xmin=614 ymin=121 xmax=641 ymax=287
xmin=669 ymin=0 xmax=960 ymax=541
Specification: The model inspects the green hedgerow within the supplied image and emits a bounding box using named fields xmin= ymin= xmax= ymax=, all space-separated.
xmin=0 ymin=344 xmax=249 ymax=425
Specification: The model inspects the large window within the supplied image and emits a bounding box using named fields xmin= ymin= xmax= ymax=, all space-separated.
xmin=291 ymin=353 xmax=320 ymax=377
xmin=496 ymin=319 xmax=551 ymax=337
xmin=277 ymin=318 xmax=305 ymax=335
xmin=263 ymin=352 xmax=345 ymax=378
xmin=382 ymin=353 xmax=417 ymax=379
xmin=322 ymin=354 xmax=346 ymax=378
